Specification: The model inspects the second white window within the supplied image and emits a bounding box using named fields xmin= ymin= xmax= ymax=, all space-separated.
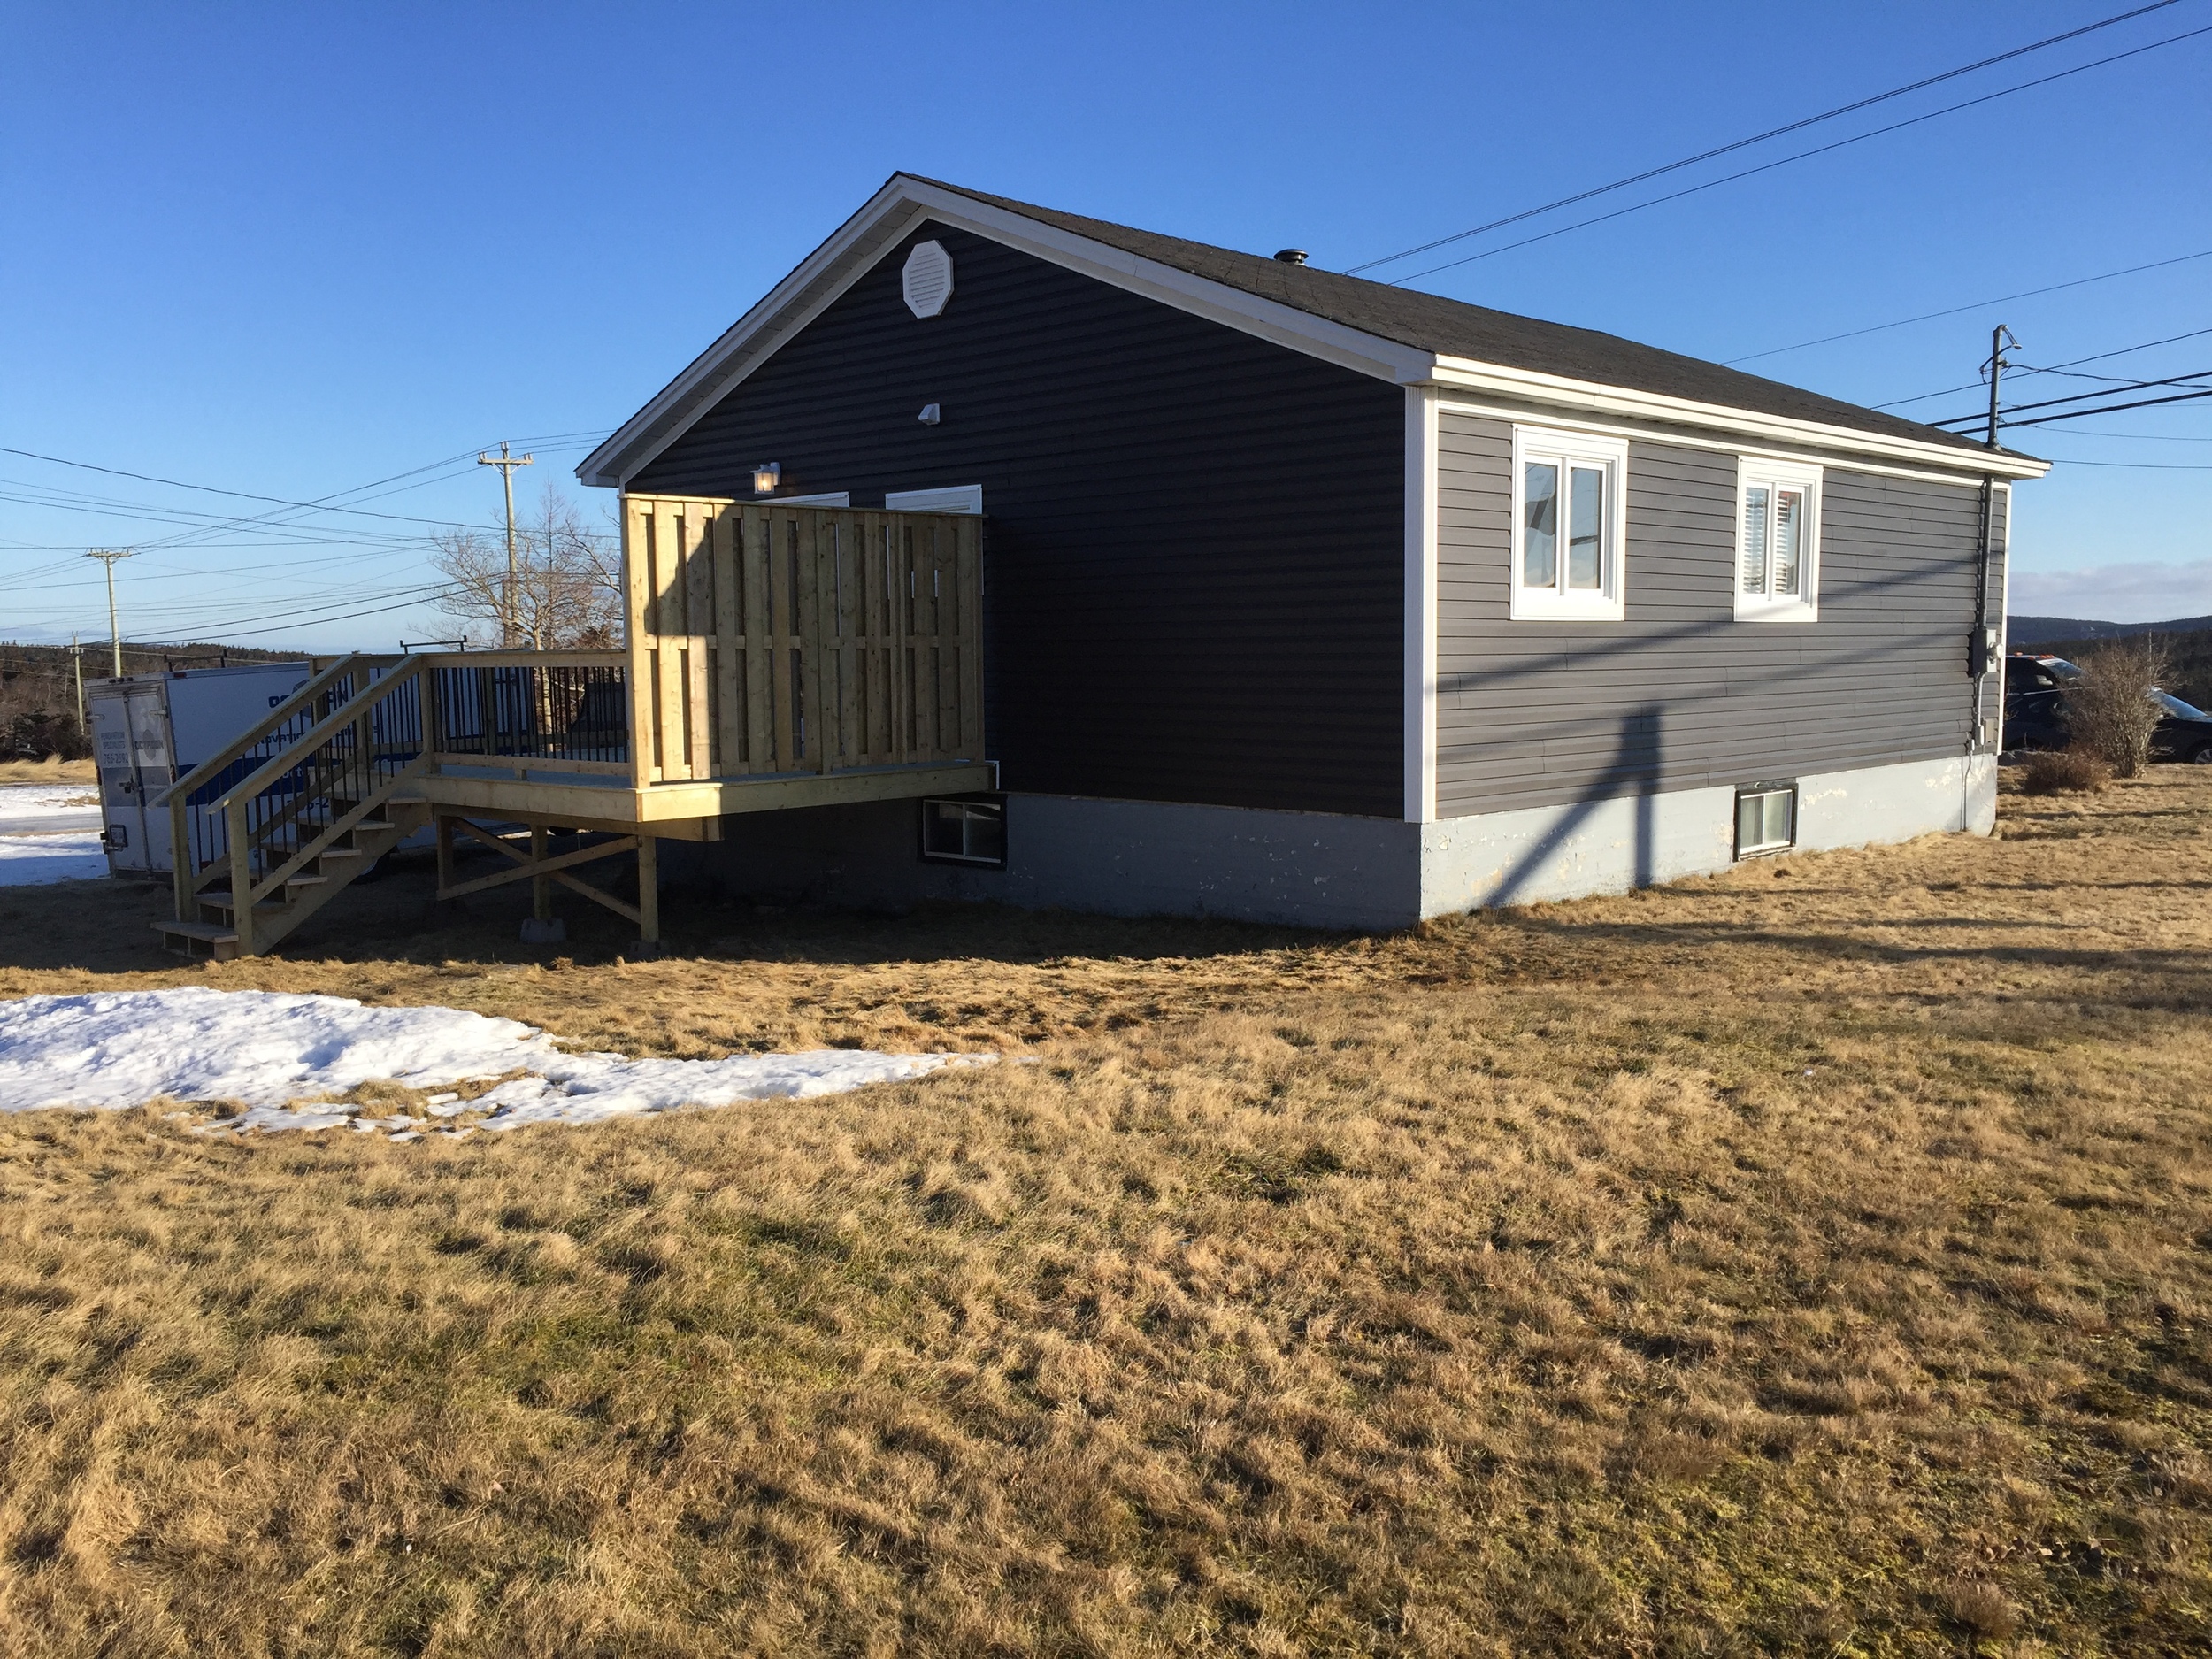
xmin=1512 ymin=427 xmax=1627 ymax=621
xmin=1735 ymin=460 xmax=1821 ymax=621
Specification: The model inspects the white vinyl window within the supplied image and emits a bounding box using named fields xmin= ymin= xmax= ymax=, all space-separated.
xmin=1735 ymin=782 xmax=1796 ymax=857
xmin=1735 ymin=459 xmax=1821 ymax=621
xmin=1510 ymin=426 xmax=1628 ymax=620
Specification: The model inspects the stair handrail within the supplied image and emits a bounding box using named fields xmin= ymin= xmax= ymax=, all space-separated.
xmin=152 ymin=652 xmax=388 ymax=811
xmin=202 ymin=658 xmax=434 ymax=953
xmin=165 ymin=653 xmax=395 ymax=924
xmin=208 ymin=659 xmax=420 ymax=816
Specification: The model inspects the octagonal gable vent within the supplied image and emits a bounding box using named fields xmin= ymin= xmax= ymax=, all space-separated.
xmin=902 ymin=240 xmax=954 ymax=319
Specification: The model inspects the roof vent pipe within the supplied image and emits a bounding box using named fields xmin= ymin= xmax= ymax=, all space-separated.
xmin=1273 ymin=249 xmax=1308 ymax=265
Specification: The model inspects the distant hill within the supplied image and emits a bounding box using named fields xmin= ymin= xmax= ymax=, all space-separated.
xmin=2008 ymin=614 xmax=2212 ymax=645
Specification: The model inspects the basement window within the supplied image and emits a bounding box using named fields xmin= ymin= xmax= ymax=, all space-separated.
xmin=1734 ymin=781 xmax=1796 ymax=858
xmin=1510 ymin=426 xmax=1628 ymax=621
xmin=920 ymin=795 xmax=1006 ymax=868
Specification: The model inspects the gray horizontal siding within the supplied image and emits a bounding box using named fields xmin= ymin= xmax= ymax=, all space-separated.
xmin=1436 ymin=411 xmax=2003 ymax=818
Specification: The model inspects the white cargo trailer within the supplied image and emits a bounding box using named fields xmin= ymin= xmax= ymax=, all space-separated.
xmin=86 ymin=662 xmax=314 ymax=877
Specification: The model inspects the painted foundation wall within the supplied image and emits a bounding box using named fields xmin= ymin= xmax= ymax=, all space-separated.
xmin=1416 ymin=752 xmax=1995 ymax=917
xmin=679 ymin=793 xmax=1420 ymax=932
xmin=672 ymin=753 xmax=1990 ymax=932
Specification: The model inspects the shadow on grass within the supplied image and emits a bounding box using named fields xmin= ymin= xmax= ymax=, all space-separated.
xmin=0 ymin=847 xmax=1354 ymax=977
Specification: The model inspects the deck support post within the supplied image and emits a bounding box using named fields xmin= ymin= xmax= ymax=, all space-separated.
xmin=434 ymin=814 xmax=456 ymax=892
xmin=529 ymin=823 xmax=553 ymax=924
xmin=637 ymin=834 xmax=659 ymax=945
xmin=226 ymin=798 xmax=255 ymax=956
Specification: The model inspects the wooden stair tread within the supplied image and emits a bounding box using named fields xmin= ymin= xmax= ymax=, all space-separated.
xmin=155 ymin=919 xmax=239 ymax=944
xmin=201 ymin=895 xmax=291 ymax=915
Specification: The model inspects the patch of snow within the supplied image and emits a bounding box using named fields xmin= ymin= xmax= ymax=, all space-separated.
xmin=0 ymin=782 xmax=103 ymax=817
xmin=0 ymin=783 xmax=111 ymax=883
xmin=0 ymin=987 xmax=991 ymax=1133
xmin=0 ymin=829 xmax=111 ymax=886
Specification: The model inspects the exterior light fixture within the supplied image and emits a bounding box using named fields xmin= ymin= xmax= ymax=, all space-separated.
xmin=751 ymin=462 xmax=780 ymax=495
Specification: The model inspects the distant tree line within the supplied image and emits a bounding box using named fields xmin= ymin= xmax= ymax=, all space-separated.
xmin=0 ymin=641 xmax=291 ymax=761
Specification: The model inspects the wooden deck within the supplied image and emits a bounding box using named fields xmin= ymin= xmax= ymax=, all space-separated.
xmin=155 ymin=499 xmax=990 ymax=956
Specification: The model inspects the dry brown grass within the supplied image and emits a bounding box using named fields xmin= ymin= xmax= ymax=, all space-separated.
xmin=3 ymin=771 xmax=2211 ymax=1655
xmin=0 ymin=757 xmax=95 ymax=786
xmin=2017 ymin=749 xmax=2111 ymax=796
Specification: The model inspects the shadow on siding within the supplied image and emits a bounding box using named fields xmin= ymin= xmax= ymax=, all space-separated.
xmin=1488 ymin=703 xmax=1663 ymax=906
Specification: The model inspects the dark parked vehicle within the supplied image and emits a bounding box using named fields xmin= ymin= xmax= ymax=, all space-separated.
xmin=2002 ymin=652 xmax=2212 ymax=764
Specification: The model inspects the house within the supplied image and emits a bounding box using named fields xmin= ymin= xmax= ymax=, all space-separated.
xmin=572 ymin=174 xmax=2046 ymax=930
xmin=154 ymin=175 xmax=2048 ymax=961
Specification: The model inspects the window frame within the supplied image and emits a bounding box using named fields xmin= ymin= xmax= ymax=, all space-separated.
xmin=918 ymin=795 xmax=1007 ymax=869
xmin=1732 ymin=457 xmax=1823 ymax=622
xmin=1733 ymin=780 xmax=1798 ymax=858
xmin=1509 ymin=426 xmax=1630 ymax=622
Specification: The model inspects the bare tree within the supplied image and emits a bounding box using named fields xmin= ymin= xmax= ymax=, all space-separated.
xmin=2070 ymin=637 xmax=2169 ymax=779
xmin=431 ymin=495 xmax=621 ymax=649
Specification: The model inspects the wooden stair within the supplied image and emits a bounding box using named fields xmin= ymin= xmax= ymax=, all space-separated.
xmin=156 ymin=795 xmax=430 ymax=960
xmin=152 ymin=651 xmax=438 ymax=963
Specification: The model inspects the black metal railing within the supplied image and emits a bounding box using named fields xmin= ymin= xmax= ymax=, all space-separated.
xmin=430 ymin=658 xmax=628 ymax=767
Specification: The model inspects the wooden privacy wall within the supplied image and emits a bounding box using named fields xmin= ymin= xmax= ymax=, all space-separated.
xmin=622 ymin=495 xmax=984 ymax=784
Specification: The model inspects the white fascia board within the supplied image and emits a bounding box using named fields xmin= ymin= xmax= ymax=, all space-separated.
xmin=579 ymin=178 xmax=926 ymax=488
xmin=578 ymin=175 xmax=1439 ymax=488
xmin=1430 ymin=357 xmax=2050 ymax=482
xmin=898 ymin=182 xmax=1438 ymax=385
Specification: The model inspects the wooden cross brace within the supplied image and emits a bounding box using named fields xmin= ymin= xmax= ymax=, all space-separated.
xmin=437 ymin=816 xmax=644 ymax=926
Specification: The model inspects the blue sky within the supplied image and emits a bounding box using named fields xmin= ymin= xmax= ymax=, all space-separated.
xmin=3 ymin=0 xmax=2208 ymax=649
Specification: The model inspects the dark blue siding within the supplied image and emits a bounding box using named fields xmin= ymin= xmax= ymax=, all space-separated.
xmin=630 ymin=223 xmax=1407 ymax=818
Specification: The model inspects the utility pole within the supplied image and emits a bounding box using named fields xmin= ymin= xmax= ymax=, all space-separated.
xmin=1970 ymin=325 xmax=2019 ymax=756
xmin=84 ymin=549 xmax=134 ymax=676
xmin=1986 ymin=323 xmax=2019 ymax=449
xmin=71 ymin=634 xmax=85 ymax=734
xmin=477 ymin=442 xmax=534 ymax=647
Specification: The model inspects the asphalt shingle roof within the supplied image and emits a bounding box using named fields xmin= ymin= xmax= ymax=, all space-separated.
xmin=917 ymin=177 xmax=2014 ymax=458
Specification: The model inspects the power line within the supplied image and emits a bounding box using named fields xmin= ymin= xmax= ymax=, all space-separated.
xmin=0 ymin=431 xmax=611 ymax=557
xmin=1347 ymin=0 xmax=2186 ymax=275
xmin=1993 ymin=386 xmax=2212 ymax=429
xmin=2047 ymin=457 xmax=2212 ymax=468
xmin=2054 ymin=428 xmax=2212 ymax=441
xmin=1928 ymin=368 xmax=2212 ymax=426
xmin=1875 ymin=324 xmax=2212 ymax=409
xmin=1733 ymin=253 xmax=2212 ymax=370
xmin=0 ymin=443 xmax=493 ymax=532
xmin=1383 ymin=22 xmax=2212 ymax=287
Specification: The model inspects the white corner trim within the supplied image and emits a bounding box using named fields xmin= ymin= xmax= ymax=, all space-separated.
xmin=1432 ymin=357 xmax=2048 ymax=481
xmin=1996 ymin=480 xmax=2013 ymax=656
xmin=1732 ymin=457 xmax=1822 ymax=624
xmin=1405 ymin=387 xmax=1439 ymax=824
